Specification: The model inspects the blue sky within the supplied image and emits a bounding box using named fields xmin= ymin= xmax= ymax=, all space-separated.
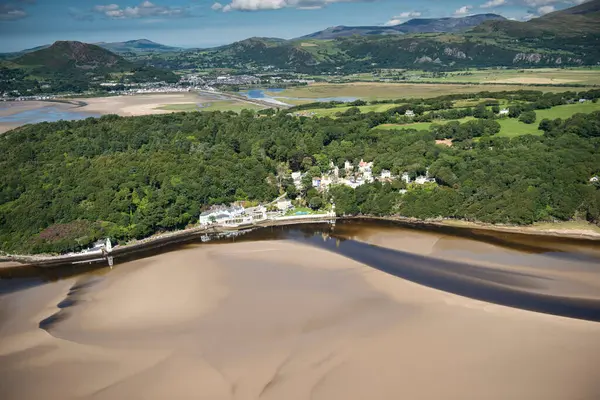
xmin=0 ymin=0 xmax=590 ymax=52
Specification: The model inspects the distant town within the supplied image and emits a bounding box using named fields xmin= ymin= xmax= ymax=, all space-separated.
xmin=1 ymin=73 xmax=313 ymax=102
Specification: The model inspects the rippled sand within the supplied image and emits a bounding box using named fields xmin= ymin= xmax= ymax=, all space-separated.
xmin=1 ymin=240 xmax=599 ymax=399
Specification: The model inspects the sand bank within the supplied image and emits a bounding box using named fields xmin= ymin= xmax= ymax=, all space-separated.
xmin=1 ymin=240 xmax=599 ymax=399
xmin=77 ymin=93 xmax=217 ymax=116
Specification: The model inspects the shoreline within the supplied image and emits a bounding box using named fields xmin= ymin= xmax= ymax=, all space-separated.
xmin=360 ymin=216 xmax=600 ymax=240
xmin=2 ymin=215 xmax=599 ymax=267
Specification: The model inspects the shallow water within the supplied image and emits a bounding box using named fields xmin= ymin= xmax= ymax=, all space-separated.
xmin=0 ymin=105 xmax=99 ymax=125
xmin=240 ymin=89 xmax=358 ymax=103
xmin=2 ymin=220 xmax=599 ymax=322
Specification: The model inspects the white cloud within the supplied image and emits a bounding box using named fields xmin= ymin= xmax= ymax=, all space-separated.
xmin=211 ymin=2 xmax=223 ymax=10
xmin=480 ymin=0 xmax=506 ymax=8
xmin=0 ymin=1 xmax=32 ymax=20
xmin=537 ymin=4 xmax=555 ymax=13
xmin=453 ymin=5 xmax=472 ymax=15
xmin=219 ymin=0 xmax=372 ymax=12
xmin=383 ymin=11 xmax=421 ymax=26
xmin=521 ymin=12 xmax=537 ymax=19
xmin=92 ymin=1 xmax=188 ymax=19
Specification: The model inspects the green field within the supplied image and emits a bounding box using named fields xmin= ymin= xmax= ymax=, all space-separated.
xmin=278 ymin=82 xmax=595 ymax=101
xmin=404 ymin=68 xmax=600 ymax=86
xmin=372 ymin=102 xmax=600 ymax=136
xmin=373 ymin=117 xmax=476 ymax=132
xmin=157 ymin=103 xmax=200 ymax=112
xmin=497 ymin=102 xmax=600 ymax=137
xmin=299 ymin=103 xmax=399 ymax=117
xmin=157 ymin=101 xmax=265 ymax=113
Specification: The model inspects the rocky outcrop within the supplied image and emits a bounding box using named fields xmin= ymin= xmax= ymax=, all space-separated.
xmin=513 ymin=53 xmax=543 ymax=63
xmin=443 ymin=47 xmax=467 ymax=59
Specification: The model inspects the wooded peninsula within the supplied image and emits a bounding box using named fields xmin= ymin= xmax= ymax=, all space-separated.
xmin=1 ymin=89 xmax=599 ymax=254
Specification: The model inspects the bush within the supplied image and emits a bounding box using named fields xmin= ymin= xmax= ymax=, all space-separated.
xmin=308 ymin=196 xmax=323 ymax=210
xmin=519 ymin=111 xmax=537 ymax=124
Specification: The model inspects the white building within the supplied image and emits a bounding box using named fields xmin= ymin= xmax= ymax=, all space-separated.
xmin=405 ymin=110 xmax=415 ymax=118
xmin=320 ymin=176 xmax=333 ymax=189
xmin=381 ymin=170 xmax=392 ymax=179
xmin=245 ymin=205 xmax=267 ymax=221
xmin=358 ymin=159 xmax=373 ymax=173
xmin=199 ymin=205 xmax=245 ymax=226
xmin=276 ymin=199 xmax=293 ymax=211
xmin=499 ymin=108 xmax=509 ymax=116
xmin=401 ymin=172 xmax=411 ymax=184
xmin=344 ymin=160 xmax=353 ymax=171
xmin=291 ymin=171 xmax=303 ymax=189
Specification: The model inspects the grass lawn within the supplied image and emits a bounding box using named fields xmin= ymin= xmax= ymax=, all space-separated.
xmin=535 ymin=102 xmax=600 ymax=119
xmin=278 ymin=82 xmax=596 ymax=101
xmin=304 ymin=103 xmax=399 ymax=117
xmin=496 ymin=118 xmax=542 ymax=137
xmin=497 ymin=102 xmax=600 ymax=137
xmin=157 ymin=103 xmax=200 ymax=112
xmin=201 ymin=101 xmax=265 ymax=112
xmin=373 ymin=117 xmax=476 ymax=131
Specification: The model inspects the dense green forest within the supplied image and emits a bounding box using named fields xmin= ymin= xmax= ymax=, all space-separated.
xmin=1 ymin=89 xmax=599 ymax=254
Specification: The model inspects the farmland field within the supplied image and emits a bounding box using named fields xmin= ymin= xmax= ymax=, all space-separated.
xmin=371 ymin=102 xmax=600 ymax=137
xmin=278 ymin=82 xmax=595 ymax=101
xmin=157 ymin=100 xmax=264 ymax=113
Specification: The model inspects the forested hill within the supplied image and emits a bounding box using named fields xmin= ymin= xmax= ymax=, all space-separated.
xmin=1 ymin=41 xmax=178 ymax=94
xmin=1 ymin=89 xmax=599 ymax=254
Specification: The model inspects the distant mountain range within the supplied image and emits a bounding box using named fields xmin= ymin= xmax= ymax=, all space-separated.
xmin=2 ymin=0 xmax=600 ymax=80
xmin=95 ymin=39 xmax=181 ymax=54
xmin=1 ymin=39 xmax=180 ymax=57
xmin=188 ymin=0 xmax=600 ymax=73
xmin=299 ymin=14 xmax=506 ymax=40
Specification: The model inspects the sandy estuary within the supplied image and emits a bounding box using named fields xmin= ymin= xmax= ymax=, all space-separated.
xmin=1 ymin=220 xmax=600 ymax=399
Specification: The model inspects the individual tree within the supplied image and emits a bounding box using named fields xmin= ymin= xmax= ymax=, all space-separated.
xmin=519 ymin=111 xmax=537 ymax=124
xmin=308 ymin=196 xmax=323 ymax=210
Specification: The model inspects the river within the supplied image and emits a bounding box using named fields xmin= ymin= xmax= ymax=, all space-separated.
xmin=1 ymin=219 xmax=599 ymax=399
xmin=2 ymin=219 xmax=599 ymax=322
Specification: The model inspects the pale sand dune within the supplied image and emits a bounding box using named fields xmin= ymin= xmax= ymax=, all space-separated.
xmin=1 ymin=240 xmax=599 ymax=399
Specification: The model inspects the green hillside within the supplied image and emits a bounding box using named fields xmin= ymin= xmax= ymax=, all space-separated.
xmin=154 ymin=0 xmax=600 ymax=73
xmin=1 ymin=41 xmax=178 ymax=95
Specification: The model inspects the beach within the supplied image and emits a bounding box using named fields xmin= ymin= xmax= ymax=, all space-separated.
xmin=76 ymin=93 xmax=215 ymax=116
xmin=1 ymin=232 xmax=599 ymax=399
xmin=0 ymin=93 xmax=248 ymax=134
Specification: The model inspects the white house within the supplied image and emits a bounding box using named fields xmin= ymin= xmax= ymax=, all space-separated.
xmin=199 ymin=205 xmax=245 ymax=226
xmin=344 ymin=160 xmax=353 ymax=171
xmin=499 ymin=108 xmax=509 ymax=116
xmin=276 ymin=198 xmax=293 ymax=211
xmin=245 ymin=205 xmax=267 ymax=221
xmin=405 ymin=110 xmax=415 ymax=118
xmin=401 ymin=172 xmax=411 ymax=184
xmin=381 ymin=169 xmax=392 ymax=179
xmin=320 ymin=176 xmax=333 ymax=189
xmin=358 ymin=159 xmax=373 ymax=173
xmin=291 ymin=171 xmax=303 ymax=189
